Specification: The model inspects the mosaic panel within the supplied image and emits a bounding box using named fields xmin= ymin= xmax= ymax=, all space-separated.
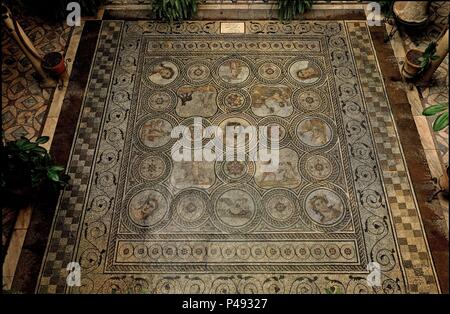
xmin=36 ymin=20 xmax=440 ymax=293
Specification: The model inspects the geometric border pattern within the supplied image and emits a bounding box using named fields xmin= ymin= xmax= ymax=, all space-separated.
xmin=36 ymin=21 xmax=124 ymax=293
xmin=346 ymin=21 xmax=440 ymax=293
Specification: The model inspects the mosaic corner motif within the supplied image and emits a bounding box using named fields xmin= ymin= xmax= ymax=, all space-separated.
xmin=36 ymin=20 xmax=440 ymax=294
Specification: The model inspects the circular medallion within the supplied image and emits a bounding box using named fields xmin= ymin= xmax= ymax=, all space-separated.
xmin=213 ymin=114 xmax=259 ymax=151
xmin=325 ymin=243 xmax=341 ymax=259
xmin=216 ymin=189 xmax=255 ymax=227
xmin=144 ymin=91 xmax=176 ymax=112
xmin=212 ymin=186 xmax=261 ymax=233
xmin=192 ymin=244 xmax=206 ymax=260
xmin=135 ymin=155 xmax=168 ymax=182
xmin=145 ymin=60 xmax=179 ymax=86
xmin=287 ymin=59 xmax=323 ymax=85
xmin=186 ymin=62 xmax=211 ymax=84
xmin=280 ymin=244 xmax=295 ymax=260
xmin=208 ymin=244 xmax=222 ymax=259
xmin=257 ymin=62 xmax=282 ymax=83
xmin=224 ymin=92 xmax=245 ymax=109
xmin=300 ymin=154 xmax=336 ymax=182
xmin=294 ymin=90 xmax=323 ymax=112
xmin=138 ymin=117 xmax=173 ymax=148
xmin=236 ymin=244 xmax=251 ymax=260
xmin=291 ymin=115 xmax=336 ymax=152
xmin=218 ymin=89 xmax=251 ymax=113
xmin=340 ymin=243 xmax=356 ymax=260
xmin=134 ymin=244 xmax=148 ymax=259
xmin=297 ymin=118 xmax=332 ymax=147
xmin=251 ymin=244 xmax=266 ymax=259
xmin=128 ymin=189 xmax=169 ymax=227
xmin=224 ymin=161 xmax=247 ymax=178
xmin=257 ymin=116 xmax=290 ymax=148
xmin=310 ymin=244 xmax=326 ymax=260
xmin=163 ymin=245 xmax=177 ymax=259
xmin=221 ymin=90 xmax=249 ymax=112
xmin=172 ymin=189 xmax=210 ymax=229
xmin=262 ymin=189 xmax=300 ymax=229
xmin=266 ymin=244 xmax=280 ymax=259
xmin=295 ymin=244 xmax=311 ymax=259
xmin=303 ymin=187 xmax=346 ymax=227
xmin=118 ymin=243 xmax=134 ymax=260
xmin=177 ymin=244 xmax=192 ymax=260
xmin=148 ymin=244 xmax=162 ymax=259
xmin=221 ymin=245 xmax=236 ymax=259
xmin=218 ymin=58 xmax=250 ymax=84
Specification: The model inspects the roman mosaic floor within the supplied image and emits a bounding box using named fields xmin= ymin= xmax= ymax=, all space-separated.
xmin=32 ymin=20 xmax=441 ymax=294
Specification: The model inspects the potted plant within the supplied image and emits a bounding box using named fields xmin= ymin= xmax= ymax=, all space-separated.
xmin=0 ymin=135 xmax=69 ymax=209
xmin=277 ymin=0 xmax=314 ymax=21
xmin=403 ymin=41 xmax=439 ymax=79
xmin=423 ymin=102 xmax=449 ymax=195
xmin=152 ymin=0 xmax=198 ymax=23
xmin=42 ymin=52 xmax=66 ymax=77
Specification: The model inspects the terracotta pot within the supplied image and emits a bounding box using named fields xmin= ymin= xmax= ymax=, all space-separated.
xmin=42 ymin=52 xmax=66 ymax=77
xmin=393 ymin=1 xmax=429 ymax=25
xmin=0 ymin=184 xmax=33 ymax=210
xmin=402 ymin=49 xmax=423 ymax=79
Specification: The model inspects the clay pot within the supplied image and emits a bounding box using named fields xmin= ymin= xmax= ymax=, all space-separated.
xmin=393 ymin=1 xmax=429 ymax=25
xmin=0 ymin=181 xmax=33 ymax=210
xmin=42 ymin=52 xmax=66 ymax=77
xmin=402 ymin=49 xmax=423 ymax=79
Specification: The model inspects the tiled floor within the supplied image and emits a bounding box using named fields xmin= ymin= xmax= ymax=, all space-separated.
xmin=1 ymin=6 xmax=72 ymax=261
xmin=1 ymin=8 xmax=72 ymax=142
xmin=400 ymin=2 xmax=449 ymax=167
xmin=395 ymin=2 xmax=449 ymax=233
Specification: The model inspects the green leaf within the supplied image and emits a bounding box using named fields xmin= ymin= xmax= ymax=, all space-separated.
xmin=50 ymin=165 xmax=65 ymax=172
xmin=278 ymin=0 xmax=313 ymax=21
xmin=422 ymin=103 xmax=448 ymax=116
xmin=432 ymin=111 xmax=449 ymax=132
xmin=35 ymin=136 xmax=49 ymax=144
xmin=22 ymin=142 xmax=39 ymax=151
xmin=47 ymin=170 xmax=60 ymax=182
xmin=15 ymin=138 xmax=27 ymax=148
xmin=424 ymin=41 xmax=437 ymax=55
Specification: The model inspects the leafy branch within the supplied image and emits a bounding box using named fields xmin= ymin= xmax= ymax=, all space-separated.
xmin=423 ymin=102 xmax=449 ymax=132
xmin=152 ymin=0 xmax=198 ymax=23
xmin=417 ymin=41 xmax=439 ymax=76
xmin=0 ymin=136 xmax=69 ymax=193
xmin=277 ymin=0 xmax=314 ymax=21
